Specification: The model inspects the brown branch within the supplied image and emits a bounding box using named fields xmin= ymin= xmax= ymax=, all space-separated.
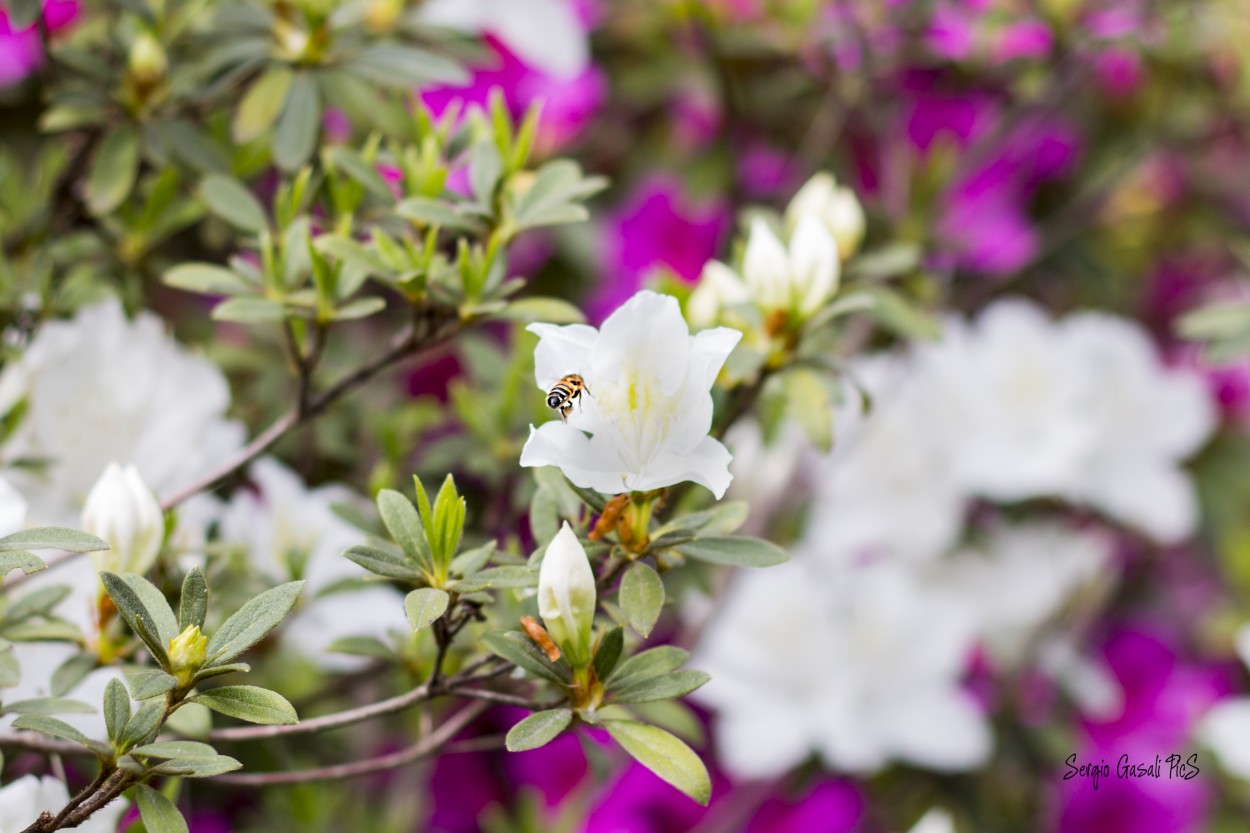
xmin=211 ymin=701 xmax=488 ymax=786
xmin=207 ymin=680 xmax=435 ymax=742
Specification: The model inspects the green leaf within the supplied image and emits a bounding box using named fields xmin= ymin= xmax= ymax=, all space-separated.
xmin=163 ymin=263 xmax=255 ymax=296
xmin=191 ymin=685 xmax=298 ymax=725
xmin=0 ymin=552 xmax=45 ymax=577
xmin=98 ymin=572 xmax=169 ymax=667
xmin=206 ymin=581 xmax=304 ymax=666
xmin=121 ymin=700 xmax=165 ymax=749
xmin=273 ymin=72 xmax=320 ymax=171
xmin=659 ymin=503 xmax=748 ymax=537
xmin=151 ymin=754 xmax=242 ymax=777
xmin=190 ymin=662 xmax=250 ymax=683
xmin=859 ymin=286 xmax=941 ymax=341
xmin=341 ymin=544 xmax=425 ymax=581
xmin=497 ymin=297 xmax=586 ymax=324
xmin=349 ymin=44 xmax=466 ymax=89
xmin=234 ymin=66 xmax=294 ymax=143
xmin=314 ymin=235 xmax=391 ymax=277
xmin=1179 ymin=301 xmax=1250 ymax=341
xmin=0 ymin=527 xmax=109 ymax=553
xmin=431 ymin=475 xmax=465 ymax=571
xmin=604 ymin=720 xmax=711 ymax=805
xmin=6 ymin=0 xmax=40 ymax=28
xmin=179 ymin=568 xmax=208 ymax=631
xmin=86 ymin=127 xmax=139 ymax=215
xmin=482 ymin=631 xmax=570 ymax=685
xmin=211 ymin=297 xmax=286 ymax=323
xmin=608 ymin=646 xmax=689 ymax=688
xmin=164 ymin=702 xmax=210 ymax=739
xmin=376 ymin=489 xmax=433 ymax=575
xmin=449 ymin=565 xmax=537 ymax=593
xmin=619 ymin=562 xmax=665 ymax=638
xmin=593 ymin=626 xmax=624 ymax=682
xmin=11 ymin=714 xmax=90 ymax=746
xmin=128 ymin=670 xmax=177 ymax=700
xmin=123 ymin=573 xmax=178 ymax=645
xmin=404 ymin=588 xmax=449 ymax=632
xmin=673 ymin=537 xmax=788 ymax=568
xmin=104 ymin=678 xmax=130 ymax=743
xmin=609 ymin=670 xmax=710 ymax=705
xmin=200 ymin=175 xmax=268 ymax=233
xmin=334 ymin=297 xmax=387 ymax=321
xmin=135 ymin=783 xmax=189 ymax=833
xmin=469 ymin=140 xmax=503 ymax=204
xmin=131 ymin=740 xmax=218 ymax=760
xmin=5 ymin=697 xmax=95 ymax=715
xmin=506 ymin=708 xmax=573 ymax=752
xmin=844 ymin=242 xmax=922 ymax=281
xmin=5 ymin=585 xmax=68 ymax=622
xmin=50 ymin=653 xmax=97 ymax=696
xmin=396 ymin=197 xmax=480 ymax=231
xmin=0 ymin=642 xmax=17 ymax=688
xmin=325 ymin=147 xmax=394 ymax=202
xmin=450 ymin=541 xmax=495 ymax=577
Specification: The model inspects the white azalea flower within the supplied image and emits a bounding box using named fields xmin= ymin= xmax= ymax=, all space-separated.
xmin=697 ymin=217 xmax=839 ymax=323
xmin=912 ymin=301 xmax=1099 ymax=503
xmin=1196 ymin=624 xmax=1250 ymax=779
xmin=0 ymin=300 xmax=244 ymax=526
xmin=417 ymin=0 xmax=589 ymax=80
xmin=537 ymin=522 xmax=596 ymax=665
xmin=519 ymin=290 xmax=742 ymax=498
xmin=785 ymin=172 xmax=866 ymax=260
xmin=0 ymin=775 xmax=127 ymax=833
xmin=927 ymin=523 xmax=1113 ymax=667
xmin=81 ymin=463 xmax=164 ymax=575
xmin=218 ymin=457 xmax=406 ymax=670
xmin=805 ymin=356 xmax=965 ymax=564
xmin=694 ymin=558 xmax=990 ymax=778
xmin=1057 ymin=311 xmax=1215 ymax=544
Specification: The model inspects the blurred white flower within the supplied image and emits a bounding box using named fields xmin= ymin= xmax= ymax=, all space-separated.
xmin=0 ymin=640 xmax=125 ymax=742
xmin=1195 ymin=624 xmax=1250 ymax=779
xmin=912 ymin=301 xmax=1100 ymax=503
xmin=1057 ymin=312 xmax=1215 ymax=544
xmin=520 ymin=290 xmax=742 ymax=498
xmin=417 ymin=0 xmax=588 ymax=79
xmin=81 ymin=463 xmax=164 ymax=575
xmin=805 ymin=356 xmax=964 ymax=563
xmin=0 ymin=476 xmax=26 ymax=537
xmin=0 ymin=775 xmax=127 ymax=833
xmin=905 ymin=809 xmax=956 ymax=833
xmin=694 ymin=558 xmax=989 ymax=778
xmin=697 ymin=217 xmax=839 ymax=322
xmin=928 ymin=523 xmax=1112 ymax=666
xmin=785 ymin=172 xmax=866 ymax=260
xmin=219 ymin=457 xmax=406 ymax=670
xmin=538 ymin=522 xmax=596 ymax=665
xmin=0 ymin=300 xmax=244 ymax=526
xmin=723 ymin=419 xmax=814 ymax=534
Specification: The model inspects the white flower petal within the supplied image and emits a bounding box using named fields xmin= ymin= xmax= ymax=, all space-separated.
xmin=1198 ymin=699 xmax=1250 ymax=780
xmin=520 ymin=422 xmax=630 ymax=494
xmin=592 ymin=290 xmax=690 ymax=397
xmin=788 ymin=215 xmax=839 ymax=315
xmin=742 ymin=218 xmax=792 ymax=310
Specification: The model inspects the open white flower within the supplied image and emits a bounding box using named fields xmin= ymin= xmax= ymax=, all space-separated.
xmin=81 ymin=463 xmax=164 ymax=575
xmin=537 ymin=522 xmax=596 ymax=666
xmin=695 ymin=558 xmax=989 ymax=778
xmin=785 ymin=172 xmax=866 ymax=260
xmin=519 ymin=290 xmax=742 ymax=498
xmin=417 ymin=0 xmax=589 ymax=80
xmin=0 ymin=775 xmax=127 ymax=833
xmin=0 ymin=300 xmax=244 ymax=526
xmin=696 ymin=217 xmax=839 ymax=323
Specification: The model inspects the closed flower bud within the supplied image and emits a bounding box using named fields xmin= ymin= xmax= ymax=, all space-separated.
xmin=168 ymin=624 xmax=208 ymax=686
xmin=127 ymin=32 xmax=167 ymax=86
xmin=785 ymin=172 xmax=866 ymax=260
xmin=537 ymin=522 xmax=596 ymax=667
xmin=82 ymin=463 xmax=164 ymax=576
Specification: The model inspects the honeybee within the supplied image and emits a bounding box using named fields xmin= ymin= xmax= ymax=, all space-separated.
xmin=546 ymin=374 xmax=590 ymax=422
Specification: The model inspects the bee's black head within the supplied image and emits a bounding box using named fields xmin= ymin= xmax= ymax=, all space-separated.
xmin=546 ymin=393 xmax=563 ymax=409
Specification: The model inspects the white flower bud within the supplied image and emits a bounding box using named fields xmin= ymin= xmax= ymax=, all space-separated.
xmin=741 ymin=217 xmax=839 ymax=318
xmin=537 ymin=522 xmax=596 ymax=667
xmin=82 ymin=463 xmax=163 ymax=575
xmin=785 ymin=172 xmax=866 ymax=260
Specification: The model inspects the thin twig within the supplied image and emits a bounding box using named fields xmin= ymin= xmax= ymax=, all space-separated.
xmin=0 ymin=732 xmax=91 ymax=757
xmin=211 ymin=701 xmax=488 ymax=786
xmin=207 ymin=681 xmax=434 ymax=742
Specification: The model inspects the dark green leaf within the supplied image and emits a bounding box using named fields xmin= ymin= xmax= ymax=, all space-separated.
xmin=593 ymin=627 xmax=624 ymax=682
xmin=609 ymin=670 xmax=711 ymax=705
xmin=673 ymin=537 xmax=789 ymax=568
xmin=404 ymin=588 xmax=449 ymax=632
xmin=179 ymin=568 xmax=208 ymax=631
xmin=86 ymin=127 xmax=139 ymax=215
xmin=135 ymin=783 xmax=189 ymax=833
xmin=273 ymin=73 xmax=320 ymax=171
xmin=234 ymin=66 xmax=294 ymax=143
xmin=506 ymin=708 xmax=572 ymax=752
xmin=191 ymin=685 xmax=298 ymax=725
xmin=342 ymin=544 xmax=424 ymax=581
xmin=163 ymin=264 xmax=255 ymax=296
xmin=608 ymin=646 xmax=689 ymax=688
xmin=103 ymin=678 xmax=130 ymax=742
xmin=201 ymin=175 xmax=268 ymax=233
xmin=123 ymin=574 xmax=178 ymax=645
xmin=206 ymin=581 xmax=304 ymax=666
xmin=376 ymin=489 xmax=433 ymax=574
xmin=99 ymin=572 xmax=169 ymax=667
xmin=482 ymin=631 xmax=570 ymax=685
xmin=131 ymin=740 xmax=218 ymax=760
xmin=604 ymin=720 xmax=711 ymax=805
xmin=619 ymin=562 xmax=665 ymax=638
xmin=449 ymin=565 xmax=536 ymax=593
xmin=128 ymin=670 xmax=177 ymax=700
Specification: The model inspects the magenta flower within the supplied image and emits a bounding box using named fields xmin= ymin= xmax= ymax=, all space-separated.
xmin=585 ymin=761 xmax=726 ymax=833
xmin=420 ymin=35 xmax=605 ymax=155
xmin=1053 ymin=628 xmax=1234 ymax=833
xmin=744 ymin=778 xmax=864 ymax=833
xmin=0 ymin=0 xmax=78 ymax=86
xmin=589 ymin=177 xmax=730 ymax=323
